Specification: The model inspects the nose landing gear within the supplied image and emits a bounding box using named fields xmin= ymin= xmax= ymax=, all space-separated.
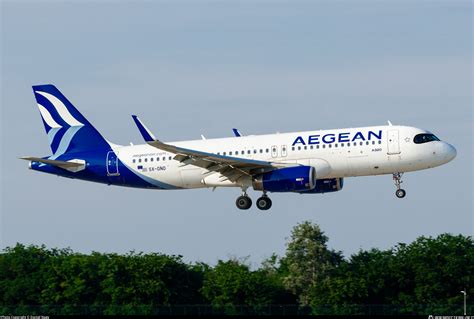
xmin=393 ymin=173 xmax=406 ymax=198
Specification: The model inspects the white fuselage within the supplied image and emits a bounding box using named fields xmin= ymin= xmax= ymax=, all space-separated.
xmin=113 ymin=125 xmax=456 ymax=190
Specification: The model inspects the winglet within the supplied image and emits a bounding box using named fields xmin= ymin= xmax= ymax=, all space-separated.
xmin=232 ymin=128 xmax=242 ymax=137
xmin=132 ymin=115 xmax=157 ymax=142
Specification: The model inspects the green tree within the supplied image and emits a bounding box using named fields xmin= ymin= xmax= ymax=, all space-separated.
xmin=0 ymin=245 xmax=206 ymax=315
xmin=311 ymin=248 xmax=398 ymax=314
xmin=311 ymin=233 xmax=474 ymax=315
xmin=1 ymin=230 xmax=472 ymax=316
xmin=390 ymin=233 xmax=473 ymax=313
xmin=201 ymin=258 xmax=291 ymax=313
xmin=260 ymin=253 xmax=297 ymax=305
xmin=0 ymin=244 xmax=51 ymax=307
xmin=281 ymin=221 xmax=343 ymax=306
xmin=97 ymin=251 xmax=204 ymax=313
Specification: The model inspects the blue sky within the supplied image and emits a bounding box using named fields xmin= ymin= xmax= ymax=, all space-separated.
xmin=1 ymin=1 xmax=472 ymax=266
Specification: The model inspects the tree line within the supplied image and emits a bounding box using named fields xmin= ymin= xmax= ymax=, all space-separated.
xmin=1 ymin=221 xmax=472 ymax=315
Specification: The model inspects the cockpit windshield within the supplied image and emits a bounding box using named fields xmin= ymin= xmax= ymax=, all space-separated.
xmin=414 ymin=133 xmax=440 ymax=144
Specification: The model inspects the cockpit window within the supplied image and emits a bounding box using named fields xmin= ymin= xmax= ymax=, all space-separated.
xmin=413 ymin=133 xmax=440 ymax=144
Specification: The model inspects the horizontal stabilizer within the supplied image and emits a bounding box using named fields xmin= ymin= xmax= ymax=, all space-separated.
xmin=21 ymin=157 xmax=86 ymax=172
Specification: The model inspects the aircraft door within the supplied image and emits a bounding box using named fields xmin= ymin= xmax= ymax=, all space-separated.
xmin=281 ymin=145 xmax=287 ymax=157
xmin=107 ymin=151 xmax=120 ymax=176
xmin=387 ymin=130 xmax=401 ymax=155
xmin=271 ymin=145 xmax=278 ymax=158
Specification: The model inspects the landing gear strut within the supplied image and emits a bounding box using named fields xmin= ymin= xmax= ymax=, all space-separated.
xmin=236 ymin=190 xmax=252 ymax=210
xmin=393 ymin=173 xmax=406 ymax=198
xmin=256 ymin=193 xmax=272 ymax=211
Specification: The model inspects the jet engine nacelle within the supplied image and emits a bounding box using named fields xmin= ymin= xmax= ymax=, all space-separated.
xmin=252 ymin=166 xmax=316 ymax=192
xmin=299 ymin=178 xmax=344 ymax=194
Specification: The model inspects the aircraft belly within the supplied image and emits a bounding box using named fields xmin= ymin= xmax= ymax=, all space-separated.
xmin=179 ymin=168 xmax=204 ymax=188
xmin=346 ymin=155 xmax=370 ymax=176
xmin=147 ymin=166 xmax=184 ymax=188
xmin=367 ymin=153 xmax=397 ymax=175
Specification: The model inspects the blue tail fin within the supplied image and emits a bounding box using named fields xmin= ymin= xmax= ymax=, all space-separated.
xmin=32 ymin=84 xmax=110 ymax=158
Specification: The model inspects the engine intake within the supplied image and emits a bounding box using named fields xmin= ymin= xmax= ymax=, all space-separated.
xmin=253 ymin=166 xmax=316 ymax=192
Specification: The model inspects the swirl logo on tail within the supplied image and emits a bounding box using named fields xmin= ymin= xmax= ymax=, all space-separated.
xmin=32 ymin=84 xmax=111 ymax=159
xmin=34 ymin=89 xmax=84 ymax=159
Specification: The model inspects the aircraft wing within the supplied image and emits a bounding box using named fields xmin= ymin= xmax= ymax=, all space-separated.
xmin=132 ymin=115 xmax=281 ymax=182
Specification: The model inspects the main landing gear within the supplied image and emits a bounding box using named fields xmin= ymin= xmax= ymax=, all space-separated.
xmin=256 ymin=193 xmax=272 ymax=211
xmin=236 ymin=190 xmax=272 ymax=210
xmin=236 ymin=193 xmax=252 ymax=210
xmin=393 ymin=173 xmax=406 ymax=199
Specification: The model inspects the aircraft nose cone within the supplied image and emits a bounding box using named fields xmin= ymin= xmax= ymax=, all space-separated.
xmin=444 ymin=143 xmax=457 ymax=162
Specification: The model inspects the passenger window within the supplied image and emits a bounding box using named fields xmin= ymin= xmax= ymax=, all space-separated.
xmin=223 ymin=152 xmax=227 ymax=156
xmin=144 ymin=158 xmax=148 ymax=162
xmin=360 ymin=142 xmax=363 ymax=146
xmin=253 ymin=149 xmax=257 ymax=154
xmin=378 ymin=141 xmax=382 ymax=144
xmin=353 ymin=142 xmax=357 ymax=146
xmin=247 ymin=150 xmax=251 ymax=154
xmin=328 ymin=144 xmax=332 ymax=148
xmin=133 ymin=159 xmax=136 ymax=163
xmin=316 ymin=145 xmax=320 ymax=149
xmin=169 ymin=156 xmax=172 ymax=160
xmin=335 ymin=143 xmax=338 ymax=148
xmin=151 ymin=158 xmax=154 ymax=162
xmin=241 ymin=151 xmax=245 ymax=155
xmin=347 ymin=143 xmax=350 ymax=147
xmin=162 ymin=157 xmax=166 ymax=161
xmin=157 ymin=157 xmax=160 ymax=161
xmin=304 ymin=146 xmax=307 ymax=150
xmin=341 ymin=143 xmax=344 ymax=147
xmin=322 ymin=145 xmax=326 ymax=149
xmin=310 ymin=145 xmax=313 ymax=149
xmin=260 ymin=149 xmax=263 ymax=153
xmin=266 ymin=149 xmax=269 ymax=153
xmin=372 ymin=141 xmax=375 ymax=145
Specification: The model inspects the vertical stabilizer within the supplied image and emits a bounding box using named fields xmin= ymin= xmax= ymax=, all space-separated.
xmin=32 ymin=84 xmax=110 ymax=158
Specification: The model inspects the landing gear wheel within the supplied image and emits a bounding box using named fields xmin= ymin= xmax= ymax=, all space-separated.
xmin=236 ymin=195 xmax=252 ymax=210
xmin=396 ymin=189 xmax=406 ymax=198
xmin=256 ymin=196 xmax=272 ymax=211
xmin=392 ymin=173 xmax=406 ymax=199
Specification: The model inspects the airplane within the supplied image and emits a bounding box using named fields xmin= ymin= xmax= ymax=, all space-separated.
xmin=22 ymin=84 xmax=457 ymax=210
